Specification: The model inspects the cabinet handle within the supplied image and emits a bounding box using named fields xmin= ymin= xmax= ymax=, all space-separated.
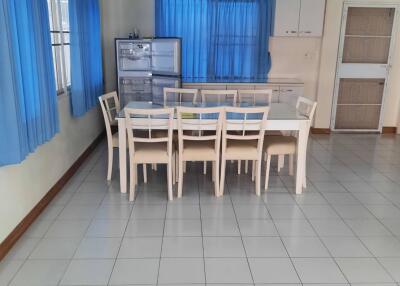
xmin=290 ymin=31 xmax=297 ymax=33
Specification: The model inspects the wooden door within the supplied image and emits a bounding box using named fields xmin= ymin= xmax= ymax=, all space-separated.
xmin=332 ymin=6 xmax=396 ymax=131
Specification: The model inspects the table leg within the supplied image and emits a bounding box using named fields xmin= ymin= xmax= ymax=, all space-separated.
xmin=296 ymin=121 xmax=308 ymax=194
xmin=118 ymin=119 xmax=127 ymax=193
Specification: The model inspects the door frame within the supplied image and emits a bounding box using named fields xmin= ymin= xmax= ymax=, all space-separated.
xmin=330 ymin=1 xmax=399 ymax=132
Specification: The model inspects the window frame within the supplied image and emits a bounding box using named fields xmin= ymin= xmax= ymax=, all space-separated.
xmin=48 ymin=0 xmax=70 ymax=95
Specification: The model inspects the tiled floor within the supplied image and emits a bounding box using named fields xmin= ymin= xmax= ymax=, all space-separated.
xmin=2 ymin=134 xmax=400 ymax=285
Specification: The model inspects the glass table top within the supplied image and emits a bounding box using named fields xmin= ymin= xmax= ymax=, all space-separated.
xmin=116 ymin=101 xmax=309 ymax=121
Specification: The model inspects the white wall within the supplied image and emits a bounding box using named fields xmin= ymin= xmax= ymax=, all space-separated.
xmin=101 ymin=0 xmax=154 ymax=93
xmin=0 ymin=95 xmax=103 ymax=242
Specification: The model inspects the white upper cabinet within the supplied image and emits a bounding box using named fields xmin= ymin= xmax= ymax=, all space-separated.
xmin=274 ymin=0 xmax=326 ymax=37
xmin=274 ymin=0 xmax=301 ymax=37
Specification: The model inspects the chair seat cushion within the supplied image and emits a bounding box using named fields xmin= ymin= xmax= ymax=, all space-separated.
xmin=182 ymin=140 xmax=216 ymax=161
xmin=264 ymin=135 xmax=296 ymax=155
xmin=225 ymin=140 xmax=259 ymax=160
xmin=132 ymin=142 xmax=169 ymax=163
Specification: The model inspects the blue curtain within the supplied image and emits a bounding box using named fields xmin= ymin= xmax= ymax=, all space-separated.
xmin=0 ymin=0 xmax=59 ymax=166
xmin=69 ymin=0 xmax=103 ymax=117
xmin=155 ymin=0 xmax=274 ymax=83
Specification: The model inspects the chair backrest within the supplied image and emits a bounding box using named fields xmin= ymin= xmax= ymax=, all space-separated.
xmin=222 ymin=106 xmax=269 ymax=156
xmin=99 ymin=91 xmax=120 ymax=124
xmin=201 ymin=89 xmax=237 ymax=105
xmin=164 ymin=87 xmax=198 ymax=104
xmin=238 ymin=89 xmax=273 ymax=106
xmin=99 ymin=91 xmax=121 ymax=141
xmin=176 ymin=106 xmax=224 ymax=154
xmin=124 ymin=108 xmax=174 ymax=156
xmin=296 ymin=96 xmax=317 ymax=122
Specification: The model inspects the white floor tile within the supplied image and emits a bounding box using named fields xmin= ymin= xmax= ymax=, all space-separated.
xmin=243 ymin=236 xmax=288 ymax=257
xmin=203 ymin=237 xmax=245 ymax=257
xmin=109 ymin=258 xmax=159 ymax=285
xmin=158 ymin=258 xmax=205 ymax=284
xmin=118 ymin=237 xmax=162 ymax=258
xmin=10 ymin=259 xmax=69 ymax=286
xmin=161 ymin=236 xmax=203 ymax=258
xmin=248 ymin=258 xmax=300 ymax=284
xmin=205 ymin=258 xmax=253 ymax=284
xmin=60 ymin=259 xmax=114 ymax=285
xmin=336 ymin=258 xmax=394 ymax=283
xmin=74 ymin=237 xmax=121 ymax=259
xmin=293 ymin=258 xmax=347 ymax=283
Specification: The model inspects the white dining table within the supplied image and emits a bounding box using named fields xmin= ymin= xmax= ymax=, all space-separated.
xmin=116 ymin=101 xmax=311 ymax=195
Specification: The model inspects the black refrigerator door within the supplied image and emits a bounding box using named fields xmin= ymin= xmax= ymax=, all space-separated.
xmin=119 ymin=77 xmax=152 ymax=105
xmin=152 ymin=76 xmax=181 ymax=103
xmin=151 ymin=38 xmax=181 ymax=76
xmin=117 ymin=40 xmax=152 ymax=71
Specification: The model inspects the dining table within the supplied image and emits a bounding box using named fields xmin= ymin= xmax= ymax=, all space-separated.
xmin=116 ymin=101 xmax=311 ymax=195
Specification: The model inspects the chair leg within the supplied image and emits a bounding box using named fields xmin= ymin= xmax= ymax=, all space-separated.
xmin=214 ymin=160 xmax=220 ymax=197
xmin=178 ymin=159 xmax=184 ymax=198
xmin=289 ymin=154 xmax=294 ymax=176
xmin=245 ymin=160 xmax=248 ymax=174
xmin=133 ymin=164 xmax=139 ymax=185
xmin=175 ymin=152 xmax=179 ymax=184
xmin=278 ymin=155 xmax=284 ymax=172
xmin=172 ymin=152 xmax=176 ymax=185
xmin=203 ymin=161 xmax=207 ymax=175
xmin=107 ymin=146 xmax=113 ymax=181
xmin=264 ymin=155 xmax=271 ymax=191
xmin=256 ymin=160 xmax=262 ymax=196
xmin=167 ymin=162 xmax=173 ymax=201
xmin=212 ymin=161 xmax=215 ymax=182
xmin=220 ymin=159 xmax=226 ymax=196
xmin=238 ymin=160 xmax=241 ymax=174
xmin=143 ymin=164 xmax=147 ymax=183
xmin=303 ymin=159 xmax=307 ymax=188
xmin=129 ymin=163 xmax=137 ymax=201
xmin=251 ymin=160 xmax=255 ymax=181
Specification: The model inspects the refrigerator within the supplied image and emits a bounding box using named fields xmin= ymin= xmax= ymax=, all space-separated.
xmin=115 ymin=38 xmax=181 ymax=105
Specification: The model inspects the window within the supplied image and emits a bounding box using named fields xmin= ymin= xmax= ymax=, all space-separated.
xmin=47 ymin=0 xmax=70 ymax=94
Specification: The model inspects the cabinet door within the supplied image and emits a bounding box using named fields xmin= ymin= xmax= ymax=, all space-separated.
xmin=279 ymin=86 xmax=304 ymax=106
xmin=298 ymin=0 xmax=326 ymax=37
xmin=255 ymin=85 xmax=280 ymax=103
xmin=274 ymin=0 xmax=300 ymax=37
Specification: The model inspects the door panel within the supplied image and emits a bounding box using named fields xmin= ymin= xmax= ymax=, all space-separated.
xmin=332 ymin=5 xmax=396 ymax=131
xmin=335 ymin=105 xmax=381 ymax=130
xmin=345 ymin=7 xmax=394 ymax=36
xmin=343 ymin=37 xmax=391 ymax=64
xmin=337 ymin=79 xmax=385 ymax=105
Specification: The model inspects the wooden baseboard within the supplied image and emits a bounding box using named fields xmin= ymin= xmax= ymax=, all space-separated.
xmin=311 ymin=128 xmax=331 ymax=134
xmin=382 ymin=127 xmax=397 ymax=134
xmin=0 ymin=131 xmax=105 ymax=261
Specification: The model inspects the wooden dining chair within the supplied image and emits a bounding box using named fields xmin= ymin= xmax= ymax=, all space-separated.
xmin=99 ymin=91 xmax=121 ymax=181
xmin=237 ymin=89 xmax=273 ymax=175
xmin=176 ymin=106 xmax=223 ymax=198
xmin=220 ymin=106 xmax=269 ymax=196
xmin=263 ymin=96 xmax=317 ymax=190
xmin=124 ymin=107 xmax=175 ymax=201
xmin=164 ymin=87 xmax=198 ymax=104
xmin=201 ymin=89 xmax=237 ymax=105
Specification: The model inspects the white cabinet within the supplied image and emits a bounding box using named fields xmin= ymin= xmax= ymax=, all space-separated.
xmin=274 ymin=0 xmax=326 ymax=37
xmin=274 ymin=0 xmax=300 ymax=37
